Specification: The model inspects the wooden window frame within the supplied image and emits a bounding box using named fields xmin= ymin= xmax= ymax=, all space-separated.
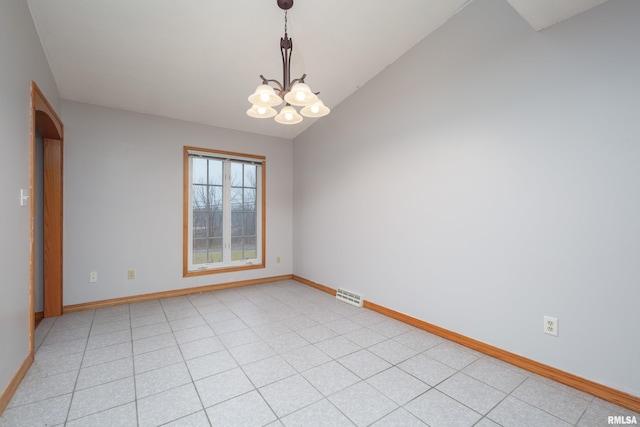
xmin=183 ymin=146 xmax=266 ymax=276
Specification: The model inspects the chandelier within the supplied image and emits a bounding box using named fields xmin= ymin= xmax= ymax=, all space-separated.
xmin=247 ymin=0 xmax=330 ymax=125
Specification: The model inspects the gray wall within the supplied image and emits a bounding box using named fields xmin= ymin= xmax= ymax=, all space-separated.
xmin=60 ymin=101 xmax=293 ymax=305
xmin=0 ymin=0 xmax=59 ymax=400
xmin=293 ymin=0 xmax=640 ymax=396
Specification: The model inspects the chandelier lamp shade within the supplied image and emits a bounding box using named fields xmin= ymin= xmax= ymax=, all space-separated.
xmin=247 ymin=0 xmax=330 ymax=125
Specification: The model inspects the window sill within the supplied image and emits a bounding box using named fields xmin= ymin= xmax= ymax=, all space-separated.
xmin=183 ymin=262 xmax=265 ymax=277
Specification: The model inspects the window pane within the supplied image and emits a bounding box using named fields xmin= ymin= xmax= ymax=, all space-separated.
xmin=231 ymin=236 xmax=243 ymax=261
xmin=244 ymin=165 xmax=257 ymax=189
xmin=192 ymin=158 xmax=207 ymax=184
xmin=209 ymin=186 xmax=223 ymax=210
xmin=244 ymin=236 xmax=256 ymax=259
xmin=231 ymin=187 xmax=243 ymax=211
xmin=231 ymin=162 xmax=243 ymax=187
xmin=193 ymin=238 xmax=207 ymax=251
xmin=192 ymin=238 xmax=207 ymax=264
xmin=231 ymin=211 xmax=242 ymax=237
xmin=243 ymin=189 xmax=256 ymax=211
xmin=192 ymin=185 xmax=207 ymax=209
xmin=208 ymin=159 xmax=223 ymax=185
xmin=192 ymin=206 xmax=207 ymax=232
xmin=244 ymin=212 xmax=256 ymax=235
xmin=210 ymin=211 xmax=223 ymax=238
xmin=208 ymin=238 xmax=223 ymax=263
xmin=193 ymin=222 xmax=207 ymax=239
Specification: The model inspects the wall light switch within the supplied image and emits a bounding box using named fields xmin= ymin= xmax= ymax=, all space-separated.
xmin=20 ymin=189 xmax=29 ymax=207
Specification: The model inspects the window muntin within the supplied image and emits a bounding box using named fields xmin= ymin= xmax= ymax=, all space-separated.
xmin=184 ymin=147 xmax=265 ymax=275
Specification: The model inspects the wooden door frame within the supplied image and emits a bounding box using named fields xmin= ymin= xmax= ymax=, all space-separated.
xmin=29 ymin=82 xmax=64 ymax=354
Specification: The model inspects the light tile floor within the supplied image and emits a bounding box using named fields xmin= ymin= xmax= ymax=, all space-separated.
xmin=1 ymin=280 xmax=637 ymax=426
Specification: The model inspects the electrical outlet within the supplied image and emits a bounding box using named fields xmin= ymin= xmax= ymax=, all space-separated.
xmin=544 ymin=316 xmax=558 ymax=336
xmin=276 ymin=256 xmax=281 ymax=264
xmin=89 ymin=271 xmax=98 ymax=283
xmin=127 ymin=269 xmax=136 ymax=280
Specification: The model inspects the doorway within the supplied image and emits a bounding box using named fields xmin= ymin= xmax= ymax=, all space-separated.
xmin=30 ymin=82 xmax=64 ymax=353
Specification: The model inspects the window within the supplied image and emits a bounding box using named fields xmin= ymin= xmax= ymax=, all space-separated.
xmin=184 ymin=147 xmax=265 ymax=276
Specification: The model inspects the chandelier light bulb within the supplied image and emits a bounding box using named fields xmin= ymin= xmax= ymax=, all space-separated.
xmin=284 ymin=83 xmax=318 ymax=106
xmin=300 ymin=100 xmax=330 ymax=118
xmin=247 ymin=104 xmax=277 ymax=118
xmin=275 ymin=105 xmax=302 ymax=124
xmin=248 ymin=84 xmax=283 ymax=107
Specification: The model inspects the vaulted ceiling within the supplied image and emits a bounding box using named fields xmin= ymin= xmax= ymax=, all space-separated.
xmin=27 ymin=0 xmax=609 ymax=139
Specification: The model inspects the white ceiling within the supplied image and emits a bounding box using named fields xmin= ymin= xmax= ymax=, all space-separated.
xmin=27 ymin=0 xmax=609 ymax=140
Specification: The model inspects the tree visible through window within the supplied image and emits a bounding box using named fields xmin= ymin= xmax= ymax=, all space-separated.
xmin=184 ymin=147 xmax=265 ymax=275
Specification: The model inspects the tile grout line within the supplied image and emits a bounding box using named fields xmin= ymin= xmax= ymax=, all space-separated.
xmin=63 ymin=308 xmax=97 ymax=425
xmin=171 ymin=296 xmax=214 ymax=427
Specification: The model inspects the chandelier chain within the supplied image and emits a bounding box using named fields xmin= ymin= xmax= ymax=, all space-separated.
xmin=284 ymin=10 xmax=288 ymax=34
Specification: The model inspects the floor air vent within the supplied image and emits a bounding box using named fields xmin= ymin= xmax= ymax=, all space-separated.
xmin=336 ymin=288 xmax=363 ymax=307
